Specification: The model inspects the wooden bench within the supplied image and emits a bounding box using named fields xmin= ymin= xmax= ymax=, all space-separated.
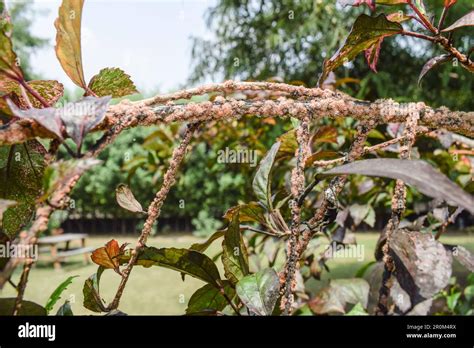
xmin=38 ymin=233 xmax=92 ymax=270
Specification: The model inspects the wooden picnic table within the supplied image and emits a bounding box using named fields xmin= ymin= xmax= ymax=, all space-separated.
xmin=38 ymin=233 xmax=94 ymax=270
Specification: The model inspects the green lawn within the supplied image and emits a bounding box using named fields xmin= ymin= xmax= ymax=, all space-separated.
xmin=1 ymin=232 xmax=473 ymax=315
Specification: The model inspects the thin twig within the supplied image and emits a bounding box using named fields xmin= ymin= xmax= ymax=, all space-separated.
xmin=106 ymin=122 xmax=201 ymax=311
xmin=281 ymin=118 xmax=310 ymax=315
xmin=376 ymin=109 xmax=419 ymax=315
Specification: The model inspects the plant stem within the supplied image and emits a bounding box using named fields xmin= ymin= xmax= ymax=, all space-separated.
xmin=222 ymin=290 xmax=241 ymax=316
xmin=437 ymin=6 xmax=449 ymax=32
xmin=409 ymin=3 xmax=437 ymax=33
xmin=401 ymin=30 xmax=436 ymax=42
xmin=18 ymin=79 xmax=50 ymax=108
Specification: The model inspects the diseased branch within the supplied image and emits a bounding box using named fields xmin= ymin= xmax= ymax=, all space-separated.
xmin=106 ymin=122 xmax=201 ymax=311
xmin=297 ymin=122 xmax=373 ymax=257
xmin=311 ymin=126 xmax=431 ymax=168
xmin=376 ymin=109 xmax=419 ymax=316
xmin=435 ymin=207 xmax=464 ymax=240
xmin=280 ymin=118 xmax=310 ymax=315
xmin=0 ymin=80 xmax=472 ymax=315
xmin=12 ymin=261 xmax=33 ymax=315
xmin=0 ymin=111 xmax=134 ymax=302
xmin=1 ymin=82 xmax=473 ymax=146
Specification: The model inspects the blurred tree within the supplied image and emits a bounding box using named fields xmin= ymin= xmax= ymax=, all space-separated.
xmin=190 ymin=0 xmax=473 ymax=109
xmin=7 ymin=0 xmax=48 ymax=79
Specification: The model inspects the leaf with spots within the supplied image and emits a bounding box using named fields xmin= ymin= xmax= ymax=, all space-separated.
xmin=186 ymin=281 xmax=235 ymax=314
xmin=235 ymin=268 xmax=280 ymax=316
xmin=88 ymin=68 xmax=138 ymax=98
xmin=0 ymin=3 xmax=23 ymax=81
xmin=0 ymin=140 xmax=46 ymax=238
xmin=83 ymin=266 xmax=107 ymax=313
xmin=121 ymin=246 xmax=223 ymax=288
xmin=309 ymin=278 xmax=370 ymax=314
xmin=223 ymin=202 xmax=266 ymax=225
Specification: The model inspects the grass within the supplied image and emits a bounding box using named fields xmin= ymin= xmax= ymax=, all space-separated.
xmin=1 ymin=232 xmax=473 ymax=315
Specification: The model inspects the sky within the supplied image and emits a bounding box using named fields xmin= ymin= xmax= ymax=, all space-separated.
xmin=27 ymin=0 xmax=216 ymax=96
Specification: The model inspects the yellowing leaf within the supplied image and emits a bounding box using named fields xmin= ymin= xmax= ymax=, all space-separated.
xmin=88 ymin=68 xmax=138 ymax=98
xmin=115 ymin=184 xmax=144 ymax=213
xmin=54 ymin=0 xmax=87 ymax=89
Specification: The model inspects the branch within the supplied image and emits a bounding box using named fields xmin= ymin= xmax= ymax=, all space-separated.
xmin=311 ymin=126 xmax=431 ymax=168
xmin=106 ymin=122 xmax=201 ymax=311
xmin=280 ymin=118 xmax=310 ymax=315
xmin=376 ymin=109 xmax=419 ymax=315
xmin=296 ymin=122 xmax=373 ymax=257
xmin=1 ymin=82 xmax=473 ymax=146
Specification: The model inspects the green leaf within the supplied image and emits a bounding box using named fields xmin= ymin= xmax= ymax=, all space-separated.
xmin=324 ymin=159 xmax=474 ymax=214
xmin=364 ymin=206 xmax=376 ymax=227
xmin=345 ymin=302 xmax=369 ymax=315
xmin=88 ymin=67 xmax=138 ymax=98
xmin=0 ymin=298 xmax=46 ymax=315
xmin=56 ymin=300 xmax=73 ymax=316
xmin=252 ymin=142 xmax=280 ymax=210
xmin=189 ymin=230 xmax=225 ymax=253
xmin=0 ymin=4 xmax=23 ymax=80
xmin=222 ymin=213 xmax=250 ymax=284
xmin=83 ymin=266 xmax=106 ymax=313
xmin=45 ymin=275 xmax=78 ymax=314
xmin=186 ymin=281 xmax=235 ymax=314
xmin=276 ymin=129 xmax=297 ymax=160
xmin=235 ymin=268 xmax=280 ymax=316
xmin=442 ymin=10 xmax=474 ymax=32
xmin=123 ymin=247 xmax=222 ymax=288
xmin=319 ymin=14 xmax=402 ymax=84
xmin=446 ymin=292 xmax=461 ymax=311
xmin=115 ymin=184 xmax=144 ymax=213
xmin=54 ymin=0 xmax=87 ymax=89
xmin=413 ymin=0 xmax=427 ymax=15
xmin=355 ymin=260 xmax=376 ymax=278
xmin=0 ymin=199 xmax=16 ymax=226
xmin=309 ymin=278 xmax=370 ymax=314
xmin=223 ymin=202 xmax=266 ymax=225
xmin=0 ymin=140 xmax=47 ymax=238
